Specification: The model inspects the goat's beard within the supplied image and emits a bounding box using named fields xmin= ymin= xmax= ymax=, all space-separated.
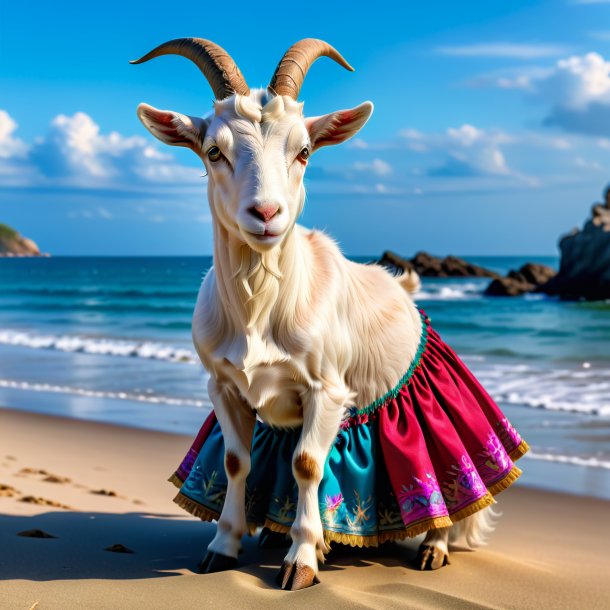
xmin=231 ymin=243 xmax=282 ymax=330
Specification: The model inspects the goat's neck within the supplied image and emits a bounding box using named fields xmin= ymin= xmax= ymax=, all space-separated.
xmin=212 ymin=222 xmax=303 ymax=338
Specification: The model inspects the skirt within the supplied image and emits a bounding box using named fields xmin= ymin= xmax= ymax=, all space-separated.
xmin=169 ymin=309 xmax=529 ymax=547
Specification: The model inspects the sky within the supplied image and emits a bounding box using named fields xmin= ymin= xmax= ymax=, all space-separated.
xmin=2 ymin=0 xmax=610 ymax=256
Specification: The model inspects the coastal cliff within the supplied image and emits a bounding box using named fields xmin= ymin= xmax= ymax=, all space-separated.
xmin=542 ymin=189 xmax=610 ymax=301
xmin=0 ymin=223 xmax=42 ymax=257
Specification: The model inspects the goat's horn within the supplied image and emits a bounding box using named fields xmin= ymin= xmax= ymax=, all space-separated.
xmin=130 ymin=38 xmax=250 ymax=100
xmin=268 ymin=38 xmax=354 ymax=99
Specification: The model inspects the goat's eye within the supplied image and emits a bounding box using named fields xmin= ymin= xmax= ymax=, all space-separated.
xmin=207 ymin=146 xmax=222 ymax=162
xmin=297 ymin=147 xmax=310 ymax=163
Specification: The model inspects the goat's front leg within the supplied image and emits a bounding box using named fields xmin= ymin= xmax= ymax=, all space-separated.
xmin=199 ymin=378 xmax=256 ymax=574
xmin=277 ymin=385 xmax=346 ymax=591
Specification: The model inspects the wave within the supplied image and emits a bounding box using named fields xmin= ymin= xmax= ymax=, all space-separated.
xmin=0 ymin=379 xmax=210 ymax=409
xmin=496 ymin=392 xmax=610 ymax=416
xmin=1 ymin=287 xmax=198 ymax=299
xmin=473 ymin=363 xmax=610 ymax=417
xmin=416 ymin=283 xmax=483 ymax=301
xmin=2 ymin=379 xmax=608 ymax=472
xmin=0 ymin=330 xmax=198 ymax=364
xmin=2 ymin=329 xmax=609 ymax=418
xmin=0 ymin=302 xmax=193 ymax=314
xmin=525 ymin=451 xmax=610 ymax=470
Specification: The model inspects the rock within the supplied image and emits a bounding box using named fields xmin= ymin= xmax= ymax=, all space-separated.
xmin=484 ymin=277 xmax=535 ymax=297
xmin=17 ymin=529 xmax=57 ymax=539
xmin=515 ymin=263 xmax=557 ymax=287
xmin=484 ymin=263 xmax=556 ymax=297
xmin=104 ymin=543 xmax=134 ymax=554
xmin=377 ymin=251 xmax=415 ymax=274
xmin=542 ymin=188 xmax=610 ymax=301
xmin=378 ymin=250 xmax=499 ymax=278
xmin=0 ymin=223 xmax=42 ymax=257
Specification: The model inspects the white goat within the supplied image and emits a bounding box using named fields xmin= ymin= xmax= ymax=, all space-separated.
xmin=133 ymin=38 xmax=496 ymax=590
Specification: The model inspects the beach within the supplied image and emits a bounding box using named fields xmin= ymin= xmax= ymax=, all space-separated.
xmin=1 ymin=255 xmax=610 ymax=608
xmin=1 ymin=407 xmax=608 ymax=610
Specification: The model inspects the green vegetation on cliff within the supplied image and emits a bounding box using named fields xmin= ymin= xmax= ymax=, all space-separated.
xmin=0 ymin=223 xmax=41 ymax=256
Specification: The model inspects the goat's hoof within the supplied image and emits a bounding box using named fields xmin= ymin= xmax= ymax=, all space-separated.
xmin=258 ymin=527 xmax=290 ymax=549
xmin=417 ymin=544 xmax=449 ymax=571
xmin=276 ymin=561 xmax=319 ymax=590
xmin=197 ymin=550 xmax=238 ymax=574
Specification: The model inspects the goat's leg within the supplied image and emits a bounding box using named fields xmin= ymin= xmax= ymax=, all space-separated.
xmin=276 ymin=386 xmax=345 ymax=591
xmin=199 ymin=379 xmax=255 ymax=573
xmin=417 ymin=526 xmax=450 ymax=570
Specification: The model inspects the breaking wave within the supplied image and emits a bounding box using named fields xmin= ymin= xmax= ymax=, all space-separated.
xmin=0 ymin=379 xmax=210 ymax=409
xmin=0 ymin=329 xmax=198 ymax=364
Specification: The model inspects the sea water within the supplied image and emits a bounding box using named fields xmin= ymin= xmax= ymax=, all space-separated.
xmin=0 ymin=256 xmax=609 ymax=499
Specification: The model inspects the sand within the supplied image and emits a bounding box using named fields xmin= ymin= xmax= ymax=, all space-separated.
xmin=0 ymin=407 xmax=608 ymax=610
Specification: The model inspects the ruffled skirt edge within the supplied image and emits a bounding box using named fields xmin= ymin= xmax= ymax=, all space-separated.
xmin=167 ymin=439 xmax=529 ymax=548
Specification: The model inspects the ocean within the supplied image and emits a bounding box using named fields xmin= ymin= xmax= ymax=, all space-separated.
xmin=1 ymin=256 xmax=609 ymax=499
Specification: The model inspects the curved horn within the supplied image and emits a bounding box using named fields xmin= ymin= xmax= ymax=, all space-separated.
xmin=269 ymin=38 xmax=354 ymax=99
xmin=130 ymin=38 xmax=250 ymax=100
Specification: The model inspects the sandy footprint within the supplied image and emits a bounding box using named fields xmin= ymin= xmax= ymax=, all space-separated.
xmin=19 ymin=496 xmax=72 ymax=510
xmin=90 ymin=489 xmax=121 ymax=497
xmin=0 ymin=484 xmax=20 ymax=497
xmin=43 ymin=474 xmax=72 ymax=484
xmin=18 ymin=468 xmax=49 ymax=476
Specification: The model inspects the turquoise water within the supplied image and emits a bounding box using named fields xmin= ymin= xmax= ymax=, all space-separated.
xmin=0 ymin=256 xmax=609 ymax=499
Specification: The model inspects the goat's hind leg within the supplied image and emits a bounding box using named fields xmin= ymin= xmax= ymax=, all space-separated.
xmin=417 ymin=526 xmax=450 ymax=570
xmin=417 ymin=505 xmax=498 ymax=570
xmin=199 ymin=379 xmax=256 ymax=574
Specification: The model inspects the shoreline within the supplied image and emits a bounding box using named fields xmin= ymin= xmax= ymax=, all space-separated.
xmin=1 ymin=407 xmax=609 ymax=609
xmin=2 ymin=398 xmax=610 ymax=501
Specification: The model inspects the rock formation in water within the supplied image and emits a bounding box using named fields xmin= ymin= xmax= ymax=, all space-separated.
xmin=484 ymin=263 xmax=556 ymax=297
xmin=0 ymin=223 xmax=42 ymax=257
xmin=378 ymin=250 xmax=500 ymax=279
xmin=540 ymin=188 xmax=610 ymax=301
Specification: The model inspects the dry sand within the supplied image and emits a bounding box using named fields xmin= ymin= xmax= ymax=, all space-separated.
xmin=0 ymin=407 xmax=608 ymax=609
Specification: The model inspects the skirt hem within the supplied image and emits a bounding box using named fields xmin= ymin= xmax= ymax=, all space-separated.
xmin=509 ymin=439 xmax=530 ymax=462
xmin=170 ymin=462 xmax=522 ymax=548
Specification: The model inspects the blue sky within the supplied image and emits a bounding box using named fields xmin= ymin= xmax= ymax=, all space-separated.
xmin=2 ymin=0 xmax=610 ymax=255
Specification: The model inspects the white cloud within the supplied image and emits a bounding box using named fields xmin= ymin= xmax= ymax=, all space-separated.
xmin=397 ymin=124 xmax=516 ymax=178
xmin=0 ymin=111 xmax=28 ymax=159
xmin=589 ymin=31 xmax=610 ymax=41
xmin=483 ymin=52 xmax=610 ymax=136
xmin=353 ymin=158 xmax=392 ymax=176
xmin=447 ymin=124 xmax=484 ymax=146
xmin=0 ymin=109 xmax=203 ymax=191
xmin=348 ymin=138 xmax=368 ymax=150
xmin=436 ymin=43 xmax=567 ymax=59
xmin=67 ymin=206 xmax=114 ymax=220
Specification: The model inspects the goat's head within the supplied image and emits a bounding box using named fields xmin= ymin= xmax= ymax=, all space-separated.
xmin=132 ymin=38 xmax=373 ymax=252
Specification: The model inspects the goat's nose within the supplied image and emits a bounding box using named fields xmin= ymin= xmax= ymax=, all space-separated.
xmin=248 ymin=202 xmax=279 ymax=223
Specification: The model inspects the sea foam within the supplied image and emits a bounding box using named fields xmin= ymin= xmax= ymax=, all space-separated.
xmin=0 ymin=329 xmax=197 ymax=364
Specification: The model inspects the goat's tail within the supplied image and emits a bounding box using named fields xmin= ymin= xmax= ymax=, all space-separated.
xmin=448 ymin=505 xmax=499 ymax=550
xmin=396 ymin=268 xmax=421 ymax=294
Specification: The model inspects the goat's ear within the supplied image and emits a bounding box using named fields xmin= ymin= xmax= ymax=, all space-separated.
xmin=305 ymin=102 xmax=373 ymax=152
xmin=136 ymin=103 xmax=208 ymax=152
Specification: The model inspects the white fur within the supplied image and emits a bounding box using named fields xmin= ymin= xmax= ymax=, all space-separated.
xmin=137 ymin=88 xmax=494 ymax=577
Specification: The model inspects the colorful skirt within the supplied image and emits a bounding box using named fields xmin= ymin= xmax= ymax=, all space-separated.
xmin=169 ymin=309 xmax=529 ymax=547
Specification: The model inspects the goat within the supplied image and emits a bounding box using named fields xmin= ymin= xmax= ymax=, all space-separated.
xmin=132 ymin=38 xmax=527 ymax=590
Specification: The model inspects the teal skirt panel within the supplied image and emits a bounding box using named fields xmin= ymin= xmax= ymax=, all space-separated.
xmin=178 ymin=416 xmax=405 ymax=542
